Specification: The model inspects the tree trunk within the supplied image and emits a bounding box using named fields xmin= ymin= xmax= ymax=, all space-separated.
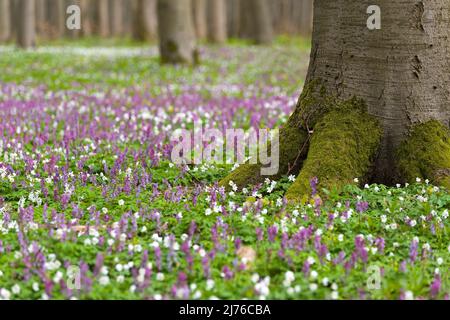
xmin=132 ymin=0 xmax=157 ymax=41
xmin=157 ymin=0 xmax=198 ymax=65
xmin=0 ymin=0 xmax=11 ymax=42
xmin=207 ymin=0 xmax=227 ymax=43
xmin=48 ymin=0 xmax=65 ymax=39
xmin=221 ymin=0 xmax=450 ymax=198
xmin=110 ymin=0 xmax=124 ymax=37
xmin=306 ymin=0 xmax=449 ymax=182
xmin=192 ymin=0 xmax=207 ymax=39
xmin=227 ymin=0 xmax=240 ymax=38
xmin=97 ymin=0 xmax=110 ymax=37
xmin=245 ymin=0 xmax=273 ymax=44
xmin=35 ymin=0 xmax=47 ymax=39
xmin=17 ymin=0 xmax=35 ymax=48
xmin=80 ymin=0 xmax=93 ymax=37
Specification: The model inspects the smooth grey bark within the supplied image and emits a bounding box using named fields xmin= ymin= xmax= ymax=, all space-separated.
xmin=157 ymin=0 xmax=198 ymax=64
xmin=16 ymin=0 xmax=35 ymax=48
xmin=0 ymin=0 xmax=11 ymax=42
xmin=207 ymin=0 xmax=227 ymax=43
xmin=304 ymin=0 xmax=450 ymax=182
xmin=132 ymin=0 xmax=157 ymax=41
xmin=192 ymin=0 xmax=207 ymax=39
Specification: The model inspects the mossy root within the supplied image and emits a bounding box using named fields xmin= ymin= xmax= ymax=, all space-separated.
xmin=397 ymin=120 xmax=450 ymax=189
xmin=219 ymin=80 xmax=328 ymax=190
xmin=285 ymin=100 xmax=382 ymax=202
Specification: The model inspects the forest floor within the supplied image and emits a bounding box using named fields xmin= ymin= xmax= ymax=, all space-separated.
xmin=0 ymin=37 xmax=448 ymax=300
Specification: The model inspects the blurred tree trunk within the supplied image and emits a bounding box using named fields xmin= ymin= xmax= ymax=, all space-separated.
xmin=227 ymin=0 xmax=240 ymax=38
xmin=244 ymin=0 xmax=273 ymax=44
xmin=48 ymin=0 xmax=65 ymax=38
xmin=299 ymin=0 xmax=313 ymax=35
xmin=110 ymin=0 xmax=124 ymax=37
xmin=123 ymin=0 xmax=133 ymax=36
xmin=80 ymin=0 xmax=93 ymax=37
xmin=207 ymin=0 xmax=227 ymax=43
xmin=132 ymin=0 xmax=157 ymax=41
xmin=97 ymin=0 xmax=109 ymax=37
xmin=0 ymin=0 xmax=11 ymax=42
xmin=278 ymin=0 xmax=293 ymax=34
xmin=17 ymin=0 xmax=35 ymax=48
xmin=192 ymin=0 xmax=207 ymax=39
xmin=35 ymin=0 xmax=47 ymax=39
xmin=157 ymin=0 xmax=198 ymax=64
xmin=8 ymin=0 xmax=16 ymax=40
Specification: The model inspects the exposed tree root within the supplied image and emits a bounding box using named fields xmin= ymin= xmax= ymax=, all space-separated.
xmin=397 ymin=120 xmax=450 ymax=189
xmin=285 ymin=99 xmax=382 ymax=201
xmin=218 ymin=81 xmax=326 ymax=190
xmin=220 ymin=81 xmax=383 ymax=201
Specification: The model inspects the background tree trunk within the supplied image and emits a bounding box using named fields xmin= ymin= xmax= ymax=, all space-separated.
xmin=227 ymin=0 xmax=240 ymax=38
xmin=35 ymin=0 xmax=47 ymax=39
xmin=207 ymin=0 xmax=227 ymax=43
xmin=298 ymin=0 xmax=313 ymax=35
xmin=305 ymin=0 xmax=450 ymax=182
xmin=48 ymin=0 xmax=65 ymax=39
xmin=157 ymin=0 xmax=198 ymax=64
xmin=133 ymin=0 xmax=157 ymax=41
xmin=192 ymin=0 xmax=207 ymax=39
xmin=17 ymin=0 xmax=35 ymax=48
xmin=110 ymin=0 xmax=124 ymax=37
xmin=0 ymin=0 xmax=11 ymax=42
xmin=80 ymin=0 xmax=93 ymax=37
xmin=97 ymin=0 xmax=110 ymax=37
xmin=244 ymin=0 xmax=273 ymax=44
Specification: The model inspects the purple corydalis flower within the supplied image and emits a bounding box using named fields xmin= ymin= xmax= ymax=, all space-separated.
xmin=93 ymin=253 xmax=104 ymax=277
xmin=222 ymin=265 xmax=234 ymax=280
xmin=302 ymin=260 xmax=310 ymax=276
xmin=409 ymin=239 xmax=419 ymax=264
xmin=267 ymin=225 xmax=278 ymax=242
xmin=356 ymin=201 xmax=369 ymax=213
xmin=256 ymin=228 xmax=264 ymax=242
xmin=430 ymin=275 xmax=441 ymax=298
xmin=375 ymin=237 xmax=385 ymax=254
xmin=310 ymin=177 xmax=319 ymax=196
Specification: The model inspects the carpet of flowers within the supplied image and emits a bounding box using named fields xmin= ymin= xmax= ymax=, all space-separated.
xmin=0 ymin=39 xmax=448 ymax=300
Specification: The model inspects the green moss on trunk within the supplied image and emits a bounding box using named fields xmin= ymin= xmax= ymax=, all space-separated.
xmin=285 ymin=98 xmax=382 ymax=201
xmin=397 ymin=120 xmax=450 ymax=189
